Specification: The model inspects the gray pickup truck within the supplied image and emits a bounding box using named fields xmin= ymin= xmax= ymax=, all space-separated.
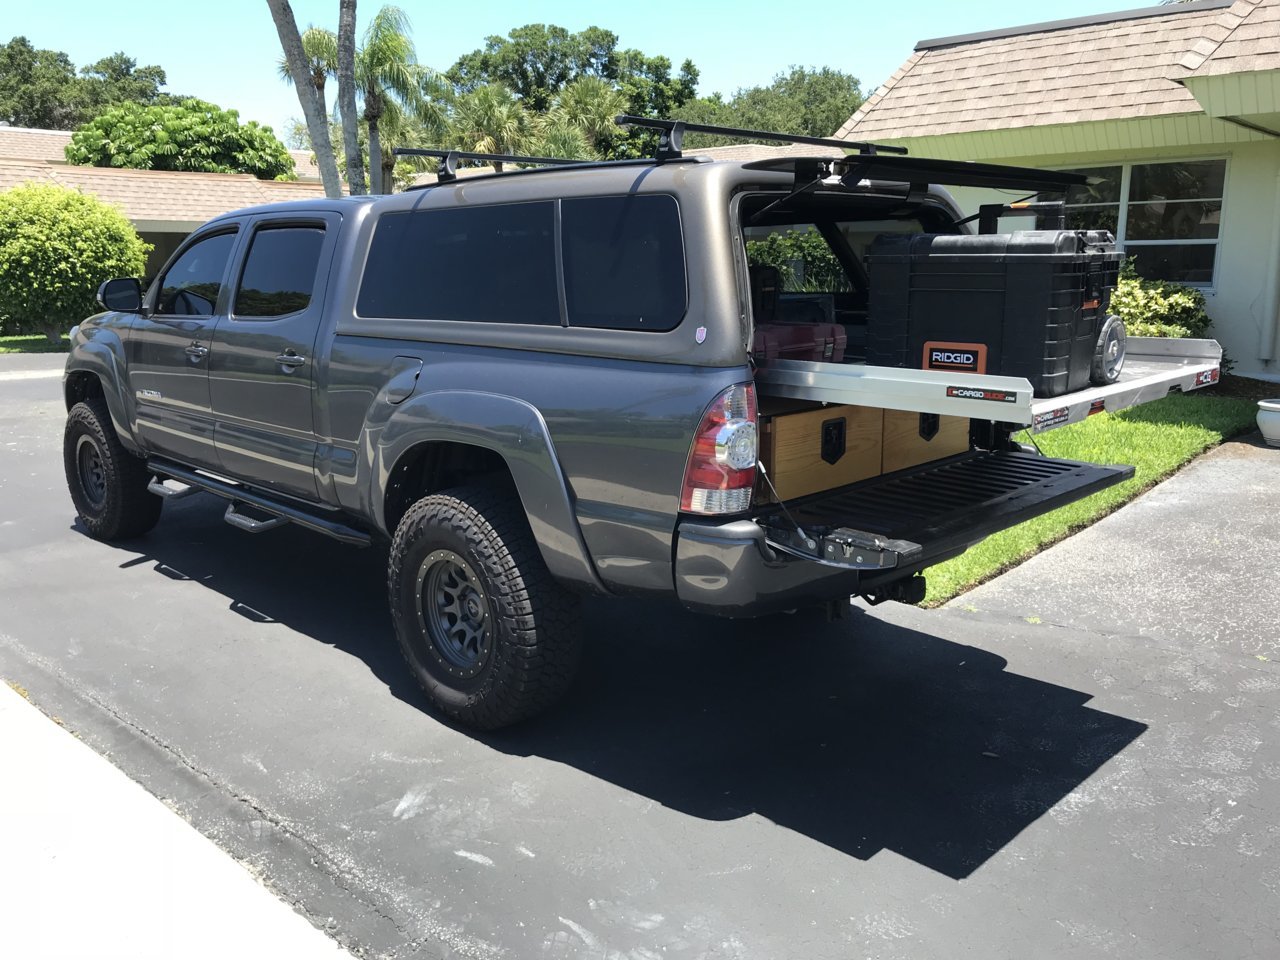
xmin=62 ymin=124 xmax=1222 ymax=728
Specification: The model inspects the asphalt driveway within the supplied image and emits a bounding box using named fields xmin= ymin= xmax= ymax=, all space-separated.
xmin=1 ymin=351 xmax=1277 ymax=959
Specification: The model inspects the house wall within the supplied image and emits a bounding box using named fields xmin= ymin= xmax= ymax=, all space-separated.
xmin=138 ymin=232 xmax=187 ymax=283
xmin=945 ymin=138 xmax=1280 ymax=378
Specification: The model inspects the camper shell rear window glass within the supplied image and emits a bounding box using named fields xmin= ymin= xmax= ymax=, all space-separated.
xmin=357 ymin=201 xmax=559 ymax=325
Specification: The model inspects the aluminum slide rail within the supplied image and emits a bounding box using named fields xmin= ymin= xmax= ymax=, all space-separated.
xmin=754 ymin=338 xmax=1223 ymax=435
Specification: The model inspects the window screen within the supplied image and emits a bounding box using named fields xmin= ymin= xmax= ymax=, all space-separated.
xmin=157 ymin=231 xmax=237 ymax=316
xmin=561 ymin=195 xmax=686 ymax=330
xmin=235 ymin=226 xmax=326 ymax=317
xmin=357 ymin=202 xmax=559 ymax=324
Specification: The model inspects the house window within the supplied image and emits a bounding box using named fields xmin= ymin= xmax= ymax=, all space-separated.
xmin=1042 ymin=159 xmax=1225 ymax=286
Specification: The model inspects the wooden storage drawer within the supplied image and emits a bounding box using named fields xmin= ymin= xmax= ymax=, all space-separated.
xmin=759 ymin=404 xmax=883 ymax=502
xmin=881 ymin=410 xmax=971 ymax=474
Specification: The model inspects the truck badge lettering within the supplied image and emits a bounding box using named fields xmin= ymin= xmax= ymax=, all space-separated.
xmin=695 ymin=326 xmax=707 ymax=344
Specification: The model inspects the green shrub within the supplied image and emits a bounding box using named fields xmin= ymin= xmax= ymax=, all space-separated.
xmin=0 ymin=183 xmax=150 ymax=340
xmin=1109 ymin=258 xmax=1211 ymax=339
xmin=65 ymin=99 xmax=295 ymax=180
xmin=746 ymin=230 xmax=848 ymax=292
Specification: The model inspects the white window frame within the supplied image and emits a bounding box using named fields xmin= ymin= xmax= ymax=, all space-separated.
xmin=1054 ymin=157 xmax=1228 ymax=291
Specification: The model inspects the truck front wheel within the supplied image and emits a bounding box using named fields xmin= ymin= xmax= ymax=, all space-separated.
xmin=63 ymin=399 xmax=162 ymax=540
xmin=387 ymin=484 xmax=582 ymax=730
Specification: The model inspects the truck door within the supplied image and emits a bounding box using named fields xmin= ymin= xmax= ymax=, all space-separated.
xmin=129 ymin=226 xmax=241 ymax=469
xmin=208 ymin=214 xmax=337 ymax=501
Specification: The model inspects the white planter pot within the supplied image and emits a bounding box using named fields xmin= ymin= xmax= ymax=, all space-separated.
xmin=1259 ymin=400 xmax=1280 ymax=447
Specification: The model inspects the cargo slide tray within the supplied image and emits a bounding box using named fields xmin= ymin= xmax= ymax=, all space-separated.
xmin=758 ymin=450 xmax=1133 ymax=572
xmin=754 ymin=337 xmax=1223 ymax=435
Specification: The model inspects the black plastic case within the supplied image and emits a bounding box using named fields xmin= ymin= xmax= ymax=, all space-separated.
xmin=865 ymin=231 xmax=1122 ymax=397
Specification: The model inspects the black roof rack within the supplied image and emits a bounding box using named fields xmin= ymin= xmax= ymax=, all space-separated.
xmin=394 ymin=147 xmax=584 ymax=183
xmin=743 ymin=155 xmax=1088 ymax=193
xmin=613 ymin=114 xmax=909 ymax=161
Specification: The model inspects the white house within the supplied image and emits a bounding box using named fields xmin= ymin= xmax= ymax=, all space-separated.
xmin=833 ymin=0 xmax=1280 ymax=379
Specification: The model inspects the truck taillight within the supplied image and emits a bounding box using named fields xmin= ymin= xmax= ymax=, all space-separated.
xmin=680 ymin=382 xmax=758 ymax=515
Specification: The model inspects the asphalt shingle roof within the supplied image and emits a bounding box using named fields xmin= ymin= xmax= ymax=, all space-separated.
xmin=836 ymin=0 xmax=1275 ymax=141
xmin=0 ymin=158 xmax=328 ymax=224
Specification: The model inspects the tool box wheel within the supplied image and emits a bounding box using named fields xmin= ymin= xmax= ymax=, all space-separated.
xmin=1091 ymin=315 xmax=1127 ymax=386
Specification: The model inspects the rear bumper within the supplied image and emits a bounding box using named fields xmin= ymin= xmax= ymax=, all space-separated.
xmin=674 ymin=519 xmax=873 ymax=617
xmin=675 ymin=449 xmax=1134 ymax=617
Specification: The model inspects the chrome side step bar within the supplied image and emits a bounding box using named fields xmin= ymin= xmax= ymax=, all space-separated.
xmin=147 ymin=459 xmax=372 ymax=547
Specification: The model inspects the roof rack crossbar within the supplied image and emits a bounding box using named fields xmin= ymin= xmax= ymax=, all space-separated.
xmin=612 ymin=114 xmax=908 ymax=159
xmin=393 ymin=147 xmax=584 ymax=183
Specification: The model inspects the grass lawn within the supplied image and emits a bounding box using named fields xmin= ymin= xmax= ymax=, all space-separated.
xmin=0 ymin=334 xmax=70 ymax=354
xmin=923 ymin=391 xmax=1261 ymax=605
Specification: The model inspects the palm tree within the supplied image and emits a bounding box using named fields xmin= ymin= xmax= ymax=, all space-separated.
xmin=449 ymin=84 xmax=533 ymax=172
xmin=533 ymin=111 xmax=593 ymax=161
xmin=265 ymin=0 xmax=343 ymax=197
xmin=357 ymin=6 xmax=422 ymax=193
xmin=551 ymin=77 xmax=627 ymax=158
xmin=276 ymin=26 xmax=337 ymax=100
xmin=336 ymin=0 xmax=365 ymax=195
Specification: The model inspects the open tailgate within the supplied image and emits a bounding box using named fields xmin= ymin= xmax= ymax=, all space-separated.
xmin=758 ymin=450 xmax=1133 ymax=573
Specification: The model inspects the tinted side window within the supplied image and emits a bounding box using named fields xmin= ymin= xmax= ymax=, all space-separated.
xmin=562 ymin=195 xmax=686 ymax=331
xmin=157 ymin=231 xmax=237 ymax=317
xmin=358 ymin=202 xmax=558 ymax=324
xmin=235 ymin=226 xmax=326 ymax=318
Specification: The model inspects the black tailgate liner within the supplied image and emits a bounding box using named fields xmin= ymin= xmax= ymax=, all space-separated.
xmin=770 ymin=450 xmax=1133 ymax=559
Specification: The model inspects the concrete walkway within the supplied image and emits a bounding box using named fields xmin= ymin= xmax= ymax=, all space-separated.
xmin=0 ymin=682 xmax=348 ymax=959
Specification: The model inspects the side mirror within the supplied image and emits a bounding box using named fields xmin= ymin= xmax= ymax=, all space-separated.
xmin=96 ymin=277 xmax=143 ymax=313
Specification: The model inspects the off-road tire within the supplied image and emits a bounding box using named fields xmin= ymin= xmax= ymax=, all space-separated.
xmin=387 ymin=484 xmax=582 ymax=730
xmin=63 ymin=399 xmax=162 ymax=540
xmin=1090 ymin=315 xmax=1127 ymax=386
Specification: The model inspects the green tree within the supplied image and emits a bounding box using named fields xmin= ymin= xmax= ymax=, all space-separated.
xmin=445 ymin=25 xmax=698 ymax=158
xmin=65 ymin=99 xmax=296 ymax=180
xmin=448 ymin=84 xmax=533 ymax=171
xmin=547 ymin=76 xmax=627 ymax=157
xmin=277 ymin=24 xmax=356 ymax=195
xmin=0 ymin=183 xmax=150 ymax=341
xmin=357 ymin=5 xmax=423 ymax=193
xmin=676 ymin=66 xmax=864 ymax=148
xmin=449 ymin=24 xmax=617 ymax=113
xmin=0 ymin=36 xmax=83 ymax=129
xmin=267 ymin=0 xmax=344 ymax=197
xmin=78 ymin=53 xmax=171 ymax=111
xmin=0 ymin=37 xmax=178 ymax=130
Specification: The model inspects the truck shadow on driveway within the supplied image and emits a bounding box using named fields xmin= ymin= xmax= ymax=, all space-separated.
xmin=96 ymin=496 xmax=1145 ymax=881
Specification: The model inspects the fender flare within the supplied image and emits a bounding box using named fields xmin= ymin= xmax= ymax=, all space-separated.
xmin=65 ymin=332 xmax=140 ymax=455
xmin=371 ymin=389 xmax=607 ymax=594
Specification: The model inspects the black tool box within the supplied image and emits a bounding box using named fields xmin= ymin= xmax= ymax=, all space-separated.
xmin=865 ymin=231 xmax=1122 ymax=398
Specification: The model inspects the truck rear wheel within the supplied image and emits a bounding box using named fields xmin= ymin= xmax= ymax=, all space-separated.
xmin=63 ymin=399 xmax=162 ymax=540
xmin=387 ymin=484 xmax=582 ymax=730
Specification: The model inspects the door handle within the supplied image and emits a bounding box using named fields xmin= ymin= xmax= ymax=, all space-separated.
xmin=275 ymin=352 xmax=306 ymax=368
xmin=185 ymin=342 xmax=209 ymax=360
